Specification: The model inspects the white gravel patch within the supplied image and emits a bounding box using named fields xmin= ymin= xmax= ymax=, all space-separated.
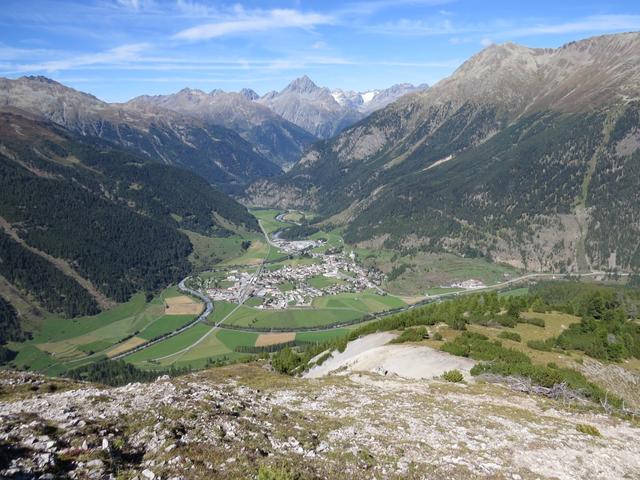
xmin=305 ymin=332 xmax=476 ymax=380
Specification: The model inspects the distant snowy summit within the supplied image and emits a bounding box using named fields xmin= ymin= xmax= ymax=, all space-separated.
xmin=331 ymin=83 xmax=429 ymax=114
xmin=256 ymin=75 xmax=429 ymax=138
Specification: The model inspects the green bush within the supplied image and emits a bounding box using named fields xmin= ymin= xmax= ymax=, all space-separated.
xmin=519 ymin=317 xmax=545 ymax=327
xmin=531 ymin=298 xmax=548 ymax=313
xmin=527 ymin=339 xmax=555 ymax=351
xmin=258 ymin=465 xmax=298 ymax=480
xmin=442 ymin=332 xmax=530 ymax=363
xmin=433 ymin=332 xmax=443 ymax=341
xmin=271 ymin=348 xmax=303 ymax=375
xmin=390 ymin=326 xmax=428 ymax=344
xmin=576 ymin=424 xmax=601 ymax=436
xmin=498 ymin=331 xmax=521 ymax=342
xmin=441 ymin=369 xmax=464 ymax=383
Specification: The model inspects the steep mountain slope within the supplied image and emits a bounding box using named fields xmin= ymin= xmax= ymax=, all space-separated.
xmin=0 ymin=109 xmax=259 ymax=320
xmin=127 ymin=88 xmax=316 ymax=169
xmin=247 ymin=32 xmax=640 ymax=272
xmin=0 ymin=76 xmax=281 ymax=185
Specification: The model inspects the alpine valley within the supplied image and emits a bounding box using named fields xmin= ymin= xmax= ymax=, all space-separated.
xmin=2 ymin=26 xmax=640 ymax=480
xmin=248 ymin=32 xmax=640 ymax=273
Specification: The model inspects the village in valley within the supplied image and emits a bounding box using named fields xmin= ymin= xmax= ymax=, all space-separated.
xmin=203 ymin=247 xmax=385 ymax=309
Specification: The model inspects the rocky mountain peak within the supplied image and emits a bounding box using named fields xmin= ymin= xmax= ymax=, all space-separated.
xmin=284 ymin=75 xmax=321 ymax=94
xmin=23 ymin=75 xmax=58 ymax=85
xmin=240 ymin=88 xmax=259 ymax=101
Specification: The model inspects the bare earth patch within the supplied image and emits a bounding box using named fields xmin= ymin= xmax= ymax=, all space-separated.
xmin=106 ymin=336 xmax=147 ymax=358
xmin=255 ymin=332 xmax=295 ymax=347
xmin=165 ymin=295 xmax=203 ymax=315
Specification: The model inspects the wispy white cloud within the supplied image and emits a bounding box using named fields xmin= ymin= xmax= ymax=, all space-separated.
xmin=339 ymin=0 xmax=455 ymax=17
xmin=174 ymin=0 xmax=214 ymax=17
xmin=116 ymin=0 xmax=148 ymax=10
xmin=366 ymin=18 xmax=461 ymax=36
xmin=14 ymin=43 xmax=150 ymax=73
xmin=368 ymin=13 xmax=640 ymax=42
xmin=503 ymin=14 xmax=640 ymax=37
xmin=173 ymin=8 xmax=333 ymax=41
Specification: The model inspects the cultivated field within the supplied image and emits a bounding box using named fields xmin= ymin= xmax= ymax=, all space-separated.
xmin=106 ymin=336 xmax=147 ymax=358
xmin=10 ymin=289 xmax=201 ymax=373
xmin=255 ymin=332 xmax=295 ymax=347
xmin=164 ymin=295 xmax=203 ymax=315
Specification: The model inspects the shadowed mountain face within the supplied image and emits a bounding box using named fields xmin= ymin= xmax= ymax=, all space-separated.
xmin=0 ymin=76 xmax=281 ymax=186
xmin=0 ymin=109 xmax=258 ymax=316
xmin=257 ymin=75 xmax=427 ymax=139
xmin=127 ymin=88 xmax=317 ymax=170
xmin=246 ymin=32 xmax=640 ymax=272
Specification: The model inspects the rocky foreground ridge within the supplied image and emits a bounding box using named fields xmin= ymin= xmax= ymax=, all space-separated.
xmin=1 ymin=364 xmax=640 ymax=479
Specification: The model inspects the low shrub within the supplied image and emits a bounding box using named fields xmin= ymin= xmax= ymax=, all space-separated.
xmin=441 ymin=369 xmax=464 ymax=383
xmin=576 ymin=423 xmax=601 ymax=436
xmin=442 ymin=332 xmax=530 ymax=363
xmin=470 ymin=361 xmax=621 ymax=407
xmin=258 ymin=465 xmax=298 ymax=480
xmin=498 ymin=331 xmax=521 ymax=342
xmin=433 ymin=332 xmax=443 ymax=341
xmin=314 ymin=352 xmax=331 ymax=366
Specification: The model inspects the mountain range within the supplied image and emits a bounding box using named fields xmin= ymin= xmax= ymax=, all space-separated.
xmin=257 ymin=75 xmax=427 ymax=139
xmin=0 ymin=76 xmax=282 ymax=187
xmin=247 ymin=32 xmax=640 ymax=272
xmin=0 ymin=72 xmax=427 ymax=322
xmin=2 ymin=30 xmax=640 ymax=320
xmin=129 ymin=77 xmax=426 ymax=168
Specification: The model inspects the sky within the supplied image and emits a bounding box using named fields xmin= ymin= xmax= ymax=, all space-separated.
xmin=1 ymin=0 xmax=640 ymax=102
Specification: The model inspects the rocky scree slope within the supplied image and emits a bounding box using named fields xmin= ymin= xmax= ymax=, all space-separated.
xmin=247 ymin=32 xmax=640 ymax=272
xmin=1 ymin=365 xmax=640 ymax=479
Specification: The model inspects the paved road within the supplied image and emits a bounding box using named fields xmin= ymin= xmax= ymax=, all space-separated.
xmin=112 ymin=210 xmax=630 ymax=362
xmin=145 ymin=219 xmax=273 ymax=363
xmin=109 ymin=277 xmax=214 ymax=361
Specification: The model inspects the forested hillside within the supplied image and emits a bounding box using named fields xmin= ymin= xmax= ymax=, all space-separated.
xmin=247 ymin=32 xmax=640 ymax=272
xmin=0 ymin=110 xmax=260 ymax=319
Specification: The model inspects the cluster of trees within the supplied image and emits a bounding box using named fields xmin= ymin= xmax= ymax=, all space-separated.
xmin=550 ymin=293 xmax=640 ymax=361
xmin=0 ymin=296 xmax=24 ymax=364
xmin=278 ymin=224 xmax=319 ymax=240
xmin=0 ymin=296 xmax=26 ymax=345
xmin=67 ymin=360 xmax=190 ymax=386
xmin=441 ymin=331 xmax=620 ymax=407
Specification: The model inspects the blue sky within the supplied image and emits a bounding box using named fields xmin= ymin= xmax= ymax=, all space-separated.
xmin=1 ymin=0 xmax=640 ymax=102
